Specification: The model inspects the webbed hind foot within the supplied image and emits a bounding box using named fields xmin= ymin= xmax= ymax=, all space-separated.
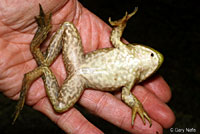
xmin=12 ymin=4 xmax=52 ymax=124
xmin=31 ymin=4 xmax=52 ymax=66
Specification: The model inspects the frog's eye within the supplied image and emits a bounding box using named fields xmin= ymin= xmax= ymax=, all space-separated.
xmin=150 ymin=53 xmax=154 ymax=57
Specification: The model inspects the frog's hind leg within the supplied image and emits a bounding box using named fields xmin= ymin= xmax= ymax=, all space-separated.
xmin=41 ymin=22 xmax=86 ymax=111
xmin=31 ymin=4 xmax=63 ymax=67
xmin=12 ymin=66 xmax=47 ymax=124
xmin=43 ymin=73 xmax=86 ymax=112
xmin=12 ymin=5 xmax=52 ymax=124
xmin=121 ymin=84 xmax=152 ymax=127
xmin=40 ymin=65 xmax=85 ymax=113
xmin=61 ymin=22 xmax=85 ymax=74
xmin=43 ymin=21 xmax=85 ymax=73
xmin=108 ymin=7 xmax=138 ymax=48
xmin=47 ymin=22 xmax=86 ymax=112
xmin=31 ymin=18 xmax=86 ymax=112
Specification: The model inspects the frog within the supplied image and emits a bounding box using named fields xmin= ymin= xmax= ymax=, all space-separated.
xmin=13 ymin=5 xmax=163 ymax=127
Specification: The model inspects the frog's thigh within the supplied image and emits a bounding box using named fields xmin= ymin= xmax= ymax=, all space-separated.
xmin=42 ymin=66 xmax=60 ymax=106
xmin=45 ymin=22 xmax=84 ymax=69
xmin=41 ymin=67 xmax=83 ymax=113
xmin=44 ymin=23 xmax=67 ymax=66
xmin=52 ymin=74 xmax=85 ymax=112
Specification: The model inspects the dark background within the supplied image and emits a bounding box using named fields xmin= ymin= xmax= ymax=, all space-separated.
xmin=0 ymin=0 xmax=199 ymax=133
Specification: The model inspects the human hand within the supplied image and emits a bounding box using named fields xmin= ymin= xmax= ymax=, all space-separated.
xmin=0 ymin=0 xmax=175 ymax=133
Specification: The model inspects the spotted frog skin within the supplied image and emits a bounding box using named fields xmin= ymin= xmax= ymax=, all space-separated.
xmin=13 ymin=5 xmax=163 ymax=127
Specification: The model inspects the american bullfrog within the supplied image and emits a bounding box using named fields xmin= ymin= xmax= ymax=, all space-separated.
xmin=13 ymin=5 xmax=163 ymax=127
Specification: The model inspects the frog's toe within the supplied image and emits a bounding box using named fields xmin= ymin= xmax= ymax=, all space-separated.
xmin=131 ymin=103 xmax=152 ymax=127
xmin=12 ymin=93 xmax=26 ymax=125
xmin=127 ymin=7 xmax=138 ymax=20
xmin=108 ymin=7 xmax=138 ymax=26
xmin=131 ymin=106 xmax=137 ymax=126
xmin=108 ymin=12 xmax=128 ymax=26
xmin=35 ymin=4 xmax=52 ymax=29
xmin=143 ymin=110 xmax=152 ymax=127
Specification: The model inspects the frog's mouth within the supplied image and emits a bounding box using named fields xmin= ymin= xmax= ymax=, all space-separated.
xmin=156 ymin=51 xmax=164 ymax=71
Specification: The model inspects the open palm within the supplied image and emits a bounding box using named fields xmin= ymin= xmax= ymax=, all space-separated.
xmin=0 ymin=0 xmax=175 ymax=133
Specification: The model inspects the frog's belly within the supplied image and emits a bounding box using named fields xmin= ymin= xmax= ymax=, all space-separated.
xmin=79 ymin=49 xmax=136 ymax=91
xmin=79 ymin=66 xmax=132 ymax=91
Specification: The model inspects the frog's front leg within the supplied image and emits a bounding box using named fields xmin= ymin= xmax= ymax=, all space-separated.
xmin=108 ymin=7 xmax=138 ymax=48
xmin=122 ymin=83 xmax=152 ymax=127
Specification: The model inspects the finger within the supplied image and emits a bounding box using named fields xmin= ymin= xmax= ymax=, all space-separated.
xmin=79 ymin=89 xmax=163 ymax=134
xmin=33 ymin=97 xmax=103 ymax=134
xmin=77 ymin=9 xmax=112 ymax=52
xmin=142 ymin=75 xmax=171 ymax=103
xmin=133 ymin=85 xmax=175 ymax=128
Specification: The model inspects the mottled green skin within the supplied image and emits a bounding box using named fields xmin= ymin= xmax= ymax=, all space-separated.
xmin=13 ymin=6 xmax=163 ymax=127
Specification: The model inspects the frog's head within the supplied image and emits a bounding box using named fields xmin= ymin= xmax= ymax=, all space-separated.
xmin=131 ymin=44 xmax=164 ymax=83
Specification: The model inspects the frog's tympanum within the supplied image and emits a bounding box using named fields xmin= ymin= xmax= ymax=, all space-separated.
xmin=13 ymin=5 xmax=164 ymax=127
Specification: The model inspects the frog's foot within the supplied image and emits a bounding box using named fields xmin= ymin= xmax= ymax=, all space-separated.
xmin=12 ymin=67 xmax=45 ymax=124
xmin=31 ymin=4 xmax=52 ymax=49
xmin=12 ymin=88 xmax=26 ymax=125
xmin=31 ymin=4 xmax=52 ymax=66
xmin=131 ymin=99 xmax=152 ymax=127
xmin=35 ymin=4 xmax=52 ymax=32
xmin=108 ymin=7 xmax=138 ymax=26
